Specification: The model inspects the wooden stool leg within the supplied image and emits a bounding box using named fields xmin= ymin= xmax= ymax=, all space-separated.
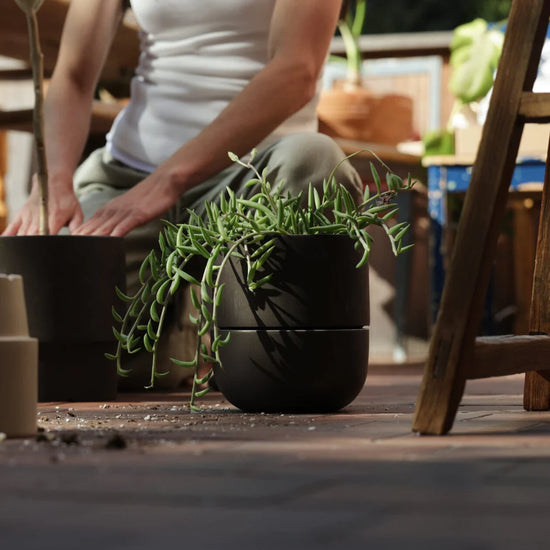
xmin=524 ymin=138 xmax=550 ymax=410
xmin=0 ymin=132 xmax=7 ymax=233
xmin=413 ymin=0 xmax=550 ymax=434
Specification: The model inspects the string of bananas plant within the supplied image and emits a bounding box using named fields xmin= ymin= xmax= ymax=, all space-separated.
xmin=108 ymin=150 xmax=414 ymax=409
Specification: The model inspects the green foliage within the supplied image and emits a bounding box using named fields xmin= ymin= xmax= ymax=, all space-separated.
xmin=449 ymin=18 xmax=504 ymax=104
xmin=422 ymin=129 xmax=455 ymax=156
xmin=110 ymin=151 xmax=414 ymax=409
xmin=337 ymin=0 xmax=367 ymax=85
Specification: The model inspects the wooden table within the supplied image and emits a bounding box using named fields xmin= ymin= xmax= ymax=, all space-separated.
xmin=424 ymin=153 xmax=546 ymax=333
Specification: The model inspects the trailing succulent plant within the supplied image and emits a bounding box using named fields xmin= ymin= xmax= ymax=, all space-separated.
xmin=109 ymin=151 xmax=414 ymax=409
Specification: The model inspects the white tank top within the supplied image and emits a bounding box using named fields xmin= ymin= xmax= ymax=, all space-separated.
xmin=106 ymin=0 xmax=321 ymax=172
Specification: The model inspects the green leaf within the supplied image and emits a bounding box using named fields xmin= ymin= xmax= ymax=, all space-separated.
xmin=143 ymin=333 xmax=154 ymax=353
xmin=449 ymin=18 xmax=504 ymax=103
xmin=115 ymin=286 xmax=134 ymax=303
xmin=170 ymin=357 xmax=197 ymax=368
xmin=370 ymin=162 xmax=381 ymax=193
xmin=154 ymin=370 xmax=170 ymax=378
xmin=248 ymin=273 xmax=273 ymax=290
xmin=201 ymin=303 xmax=213 ymax=323
xmin=149 ymin=301 xmax=160 ymax=322
xmin=146 ymin=321 xmax=158 ymax=341
xmin=200 ymin=283 xmax=213 ymax=304
xmin=214 ymin=283 xmax=225 ymax=307
xmin=190 ymin=287 xmax=201 ymax=309
xmin=188 ymin=313 xmax=200 ymax=325
xmin=388 ymin=222 xmax=410 ymax=236
xmin=173 ymin=266 xmax=200 ymax=286
xmin=155 ymin=279 xmax=171 ymax=305
xmin=111 ymin=306 xmax=123 ymax=323
xmin=381 ymin=208 xmax=399 ymax=221
xmin=169 ymin=275 xmax=181 ymax=296
xmin=355 ymin=247 xmax=369 ymax=268
xmin=194 ymin=370 xmax=213 ymax=385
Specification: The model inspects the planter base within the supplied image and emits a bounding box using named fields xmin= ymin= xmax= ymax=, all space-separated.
xmin=38 ymin=342 xmax=117 ymax=402
xmin=215 ymin=328 xmax=369 ymax=413
xmin=0 ymin=235 xmax=125 ymax=403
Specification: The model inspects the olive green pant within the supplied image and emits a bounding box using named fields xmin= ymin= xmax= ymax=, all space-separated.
xmin=74 ymin=132 xmax=362 ymax=389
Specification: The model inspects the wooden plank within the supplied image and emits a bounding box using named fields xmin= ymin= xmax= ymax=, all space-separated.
xmin=413 ymin=0 xmax=550 ymax=435
xmin=519 ymin=92 xmax=550 ymax=122
xmin=471 ymin=335 xmax=550 ymax=379
xmin=0 ymin=101 xmax=124 ymax=134
xmin=510 ymin=199 xmax=539 ymax=334
xmin=524 ymin=133 xmax=550 ymax=410
xmin=0 ymin=0 xmax=139 ymax=82
xmin=336 ymin=138 xmax=421 ymax=165
xmin=331 ymin=31 xmax=452 ymax=60
xmin=0 ymin=109 xmax=33 ymax=132
xmin=0 ymin=131 xmax=6 ymax=233
xmin=0 ymin=69 xmax=33 ymax=81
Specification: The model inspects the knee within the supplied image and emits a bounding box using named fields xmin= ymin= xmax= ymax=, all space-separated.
xmin=266 ymin=132 xmax=363 ymax=203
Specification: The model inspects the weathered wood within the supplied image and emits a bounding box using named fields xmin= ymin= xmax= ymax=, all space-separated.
xmin=510 ymin=198 xmax=539 ymax=334
xmin=413 ymin=0 xmax=550 ymax=435
xmin=331 ymin=31 xmax=452 ymax=60
xmin=471 ymin=335 xmax=550 ymax=379
xmin=0 ymin=131 xmax=6 ymax=233
xmin=0 ymin=101 xmax=124 ymax=135
xmin=0 ymin=109 xmax=33 ymax=132
xmin=519 ymin=92 xmax=550 ymax=122
xmin=0 ymin=68 xmax=34 ymax=81
xmin=524 ymin=133 xmax=550 ymax=409
xmin=1 ymin=0 xmax=139 ymax=82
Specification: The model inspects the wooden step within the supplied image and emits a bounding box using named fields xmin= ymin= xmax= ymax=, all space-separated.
xmin=519 ymin=92 xmax=550 ymax=122
xmin=471 ymin=335 xmax=550 ymax=379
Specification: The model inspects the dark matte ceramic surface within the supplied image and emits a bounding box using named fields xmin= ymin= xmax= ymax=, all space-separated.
xmin=0 ymin=235 xmax=125 ymax=342
xmin=0 ymin=235 xmax=124 ymax=401
xmin=215 ymin=328 xmax=369 ymax=413
xmin=38 ymin=341 xmax=118 ymax=402
xmin=216 ymin=235 xmax=369 ymax=329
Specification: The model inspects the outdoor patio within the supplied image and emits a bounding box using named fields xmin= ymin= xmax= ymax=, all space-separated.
xmin=1 ymin=361 xmax=550 ymax=549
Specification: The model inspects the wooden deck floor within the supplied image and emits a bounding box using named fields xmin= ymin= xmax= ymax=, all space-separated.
xmin=1 ymin=362 xmax=550 ymax=548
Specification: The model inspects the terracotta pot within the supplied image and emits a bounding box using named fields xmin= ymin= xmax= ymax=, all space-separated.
xmin=0 ymin=274 xmax=38 ymax=437
xmin=213 ymin=235 xmax=369 ymax=413
xmin=0 ymin=235 xmax=125 ymax=402
xmin=317 ymin=82 xmax=414 ymax=145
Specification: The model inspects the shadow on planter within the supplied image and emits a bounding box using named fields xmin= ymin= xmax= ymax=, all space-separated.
xmin=213 ymin=235 xmax=370 ymax=413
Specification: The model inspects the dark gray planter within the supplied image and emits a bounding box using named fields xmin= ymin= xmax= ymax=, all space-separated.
xmin=0 ymin=235 xmax=125 ymax=401
xmin=213 ymin=234 xmax=369 ymax=413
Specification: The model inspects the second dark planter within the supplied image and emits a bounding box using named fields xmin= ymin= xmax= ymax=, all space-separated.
xmin=213 ymin=234 xmax=370 ymax=413
xmin=0 ymin=235 xmax=125 ymax=402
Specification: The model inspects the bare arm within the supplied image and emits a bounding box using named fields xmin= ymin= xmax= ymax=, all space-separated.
xmin=74 ymin=0 xmax=343 ymax=236
xmin=3 ymin=0 xmax=124 ymax=235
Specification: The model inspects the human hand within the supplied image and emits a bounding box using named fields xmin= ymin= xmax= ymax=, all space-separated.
xmin=2 ymin=174 xmax=84 ymax=236
xmin=71 ymin=171 xmax=182 ymax=237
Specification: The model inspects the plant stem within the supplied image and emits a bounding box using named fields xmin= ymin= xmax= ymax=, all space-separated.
xmin=338 ymin=20 xmax=362 ymax=88
xmin=26 ymin=10 xmax=49 ymax=235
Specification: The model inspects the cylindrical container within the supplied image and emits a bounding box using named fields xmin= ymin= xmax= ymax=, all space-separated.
xmin=0 ymin=236 xmax=125 ymax=401
xmin=214 ymin=235 xmax=370 ymax=413
xmin=0 ymin=274 xmax=38 ymax=437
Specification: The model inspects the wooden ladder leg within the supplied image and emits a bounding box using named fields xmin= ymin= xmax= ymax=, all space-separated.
xmin=413 ymin=0 xmax=550 ymax=434
xmin=524 ymin=137 xmax=550 ymax=410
